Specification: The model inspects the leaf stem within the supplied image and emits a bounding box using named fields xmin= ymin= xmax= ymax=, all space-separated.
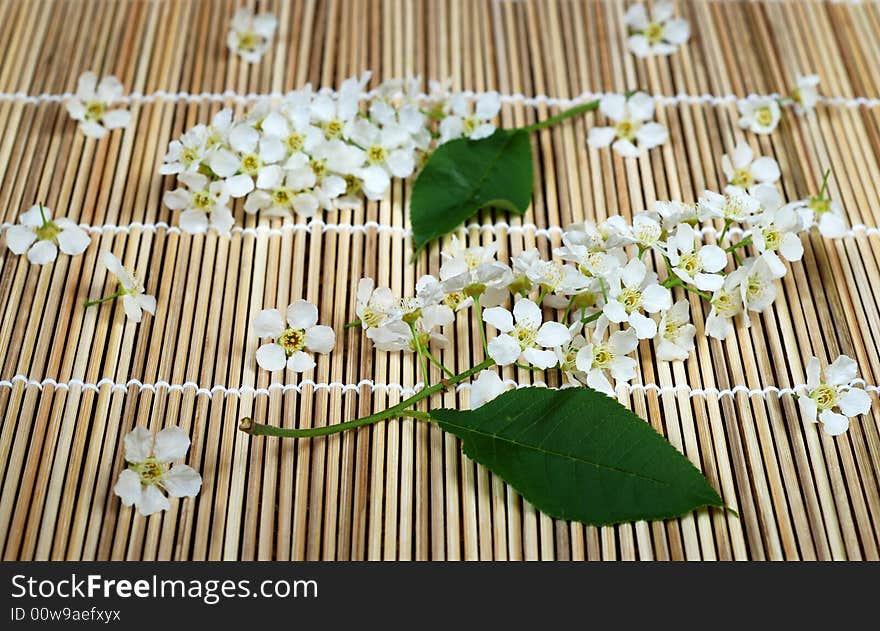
xmin=409 ymin=322 xmax=431 ymax=388
xmin=718 ymin=218 xmax=732 ymax=244
xmin=521 ymin=99 xmax=601 ymax=133
xmin=240 ymin=358 xmax=496 ymax=438
xmin=818 ymin=168 xmax=831 ymax=199
xmin=344 ymin=319 xmax=361 ymax=329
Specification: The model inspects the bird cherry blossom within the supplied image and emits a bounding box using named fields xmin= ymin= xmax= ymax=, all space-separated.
xmin=254 ymin=300 xmax=336 ymax=372
xmin=588 ymin=92 xmax=668 ymax=158
xmin=227 ymin=8 xmax=277 ymax=63
xmin=792 ymin=74 xmax=820 ymax=115
xmin=575 ymin=321 xmax=639 ymax=396
xmin=87 ymin=252 xmax=157 ymax=323
xmin=65 ymin=72 xmax=131 ymax=139
xmin=624 ymin=2 xmax=690 ymax=58
xmin=5 ymin=204 xmax=90 ymax=264
xmin=799 ymin=355 xmax=872 ymax=436
xmin=722 ymin=141 xmax=781 ymax=191
xmin=737 ymin=97 xmax=781 ymax=135
xmin=469 ymin=370 xmax=509 ymax=409
xmin=483 ymin=299 xmax=571 ymax=368
xmin=113 ymin=426 xmax=202 ymax=516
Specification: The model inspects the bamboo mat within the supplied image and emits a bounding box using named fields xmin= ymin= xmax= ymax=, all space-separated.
xmin=1 ymin=0 xmax=879 ymax=561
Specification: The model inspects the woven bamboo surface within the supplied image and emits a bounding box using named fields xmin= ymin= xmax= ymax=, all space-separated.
xmin=1 ymin=0 xmax=880 ymax=561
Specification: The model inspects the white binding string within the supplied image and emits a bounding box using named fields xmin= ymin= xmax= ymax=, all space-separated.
xmin=2 ymin=86 xmax=880 ymax=109
xmin=2 ymin=218 xmax=879 ymax=240
xmin=1 ymin=373 xmax=877 ymax=401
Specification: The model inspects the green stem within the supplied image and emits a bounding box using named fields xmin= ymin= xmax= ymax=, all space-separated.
xmin=425 ymin=350 xmax=455 ymax=378
xmin=521 ymin=99 xmax=601 ymax=133
xmin=401 ymin=410 xmax=433 ymax=421
xmin=562 ymin=296 xmax=576 ymax=323
xmin=344 ymin=319 xmax=361 ymax=329
xmin=38 ymin=203 xmax=49 ymax=227
xmin=84 ymin=288 xmax=125 ymax=308
xmin=731 ymin=251 xmax=743 ymax=266
xmin=240 ymin=358 xmax=495 ymax=438
xmin=725 ymin=235 xmax=752 ymax=252
xmin=580 ymin=311 xmax=603 ymax=325
xmin=818 ymin=168 xmax=831 ymax=199
xmin=681 ymin=284 xmax=712 ymax=301
xmin=514 ymin=362 xmax=544 ymax=372
xmin=473 ymin=295 xmax=489 ymax=361
xmin=409 ymin=322 xmax=431 ymax=388
xmin=718 ymin=218 xmax=732 ymax=244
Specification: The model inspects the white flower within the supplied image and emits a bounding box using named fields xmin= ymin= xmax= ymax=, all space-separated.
xmin=554 ymin=324 xmax=589 ymax=384
xmin=621 ymin=213 xmax=665 ymax=252
xmin=99 ymin=252 xmax=157 ymax=323
xmin=65 ymin=72 xmax=131 ymax=138
xmin=705 ymin=280 xmax=744 ymax=341
xmin=789 ymin=194 xmax=847 ymax=239
xmin=470 ymin=370 xmax=509 ymax=409
xmin=439 ymin=236 xmax=512 ymax=308
xmin=653 ymin=200 xmax=703 ymax=229
xmin=588 ymin=92 xmax=668 ymax=158
xmin=727 ymin=257 xmax=777 ymax=313
xmin=792 ymin=74 xmax=820 ymax=115
xmin=163 ymin=172 xmax=235 ymax=234
xmin=227 ymin=8 xmax=277 ymax=63
xmin=749 ymin=185 xmax=804 ymax=278
xmin=482 ymin=299 xmax=571 ymax=368
xmin=113 ymin=426 xmax=201 ymax=516
xmin=575 ymin=321 xmax=639 ymax=396
xmin=798 ymin=355 xmax=871 ymax=436
xmin=439 ymin=92 xmax=501 ymax=142
xmin=245 ymin=156 xmax=320 ymax=217
xmin=5 ymin=204 xmax=90 ymax=264
xmin=700 ymin=186 xmax=761 ymax=224
xmin=625 ymin=1 xmax=690 ymax=57
xmin=738 ymin=97 xmax=781 ymax=135
xmin=655 ymin=300 xmax=696 ymax=361
xmin=366 ymin=305 xmax=454 ymax=352
xmin=159 ymin=124 xmax=210 ymax=175
xmin=254 ymin=300 xmax=335 ymax=372
xmin=665 ymin=223 xmax=728 ymax=291
xmin=602 ymin=258 xmax=671 ymax=339
xmin=356 ymin=278 xmax=398 ymax=329
xmin=722 ymin=141 xmax=780 ymax=191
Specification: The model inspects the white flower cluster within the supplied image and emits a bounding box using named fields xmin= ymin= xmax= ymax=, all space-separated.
xmin=350 ymin=144 xmax=866 ymax=434
xmin=738 ymin=75 xmax=821 ymax=135
xmin=160 ymin=74 xmax=503 ymax=234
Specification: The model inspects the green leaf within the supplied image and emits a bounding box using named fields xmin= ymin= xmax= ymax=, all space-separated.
xmin=430 ymin=387 xmax=724 ymax=526
xmin=410 ymin=129 xmax=533 ymax=253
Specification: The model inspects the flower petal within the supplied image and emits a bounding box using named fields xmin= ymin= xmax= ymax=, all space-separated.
xmin=102 ymin=109 xmax=131 ymax=130
xmin=154 ymin=426 xmax=191 ymax=463
xmin=636 ymin=123 xmax=668 ymax=148
xmin=826 ymin=355 xmax=858 ymax=386
xmin=27 ymin=240 xmax=58 ymax=264
xmin=253 ymin=309 xmax=286 ymax=338
xmin=482 ymin=306 xmax=514 ymax=333
xmin=163 ymin=464 xmax=202 ymax=498
xmin=5 ymin=225 xmax=37 ymax=255
xmin=305 ymin=325 xmax=336 ymax=353
xmin=587 ymin=126 xmax=616 ymax=148
xmin=819 ymin=410 xmax=850 ymax=436
xmin=286 ymin=299 xmax=319 ymax=329
xmin=287 ymin=350 xmax=316 ymax=372
xmin=124 ymin=426 xmax=154 ymax=462
xmin=535 ymin=321 xmax=571 ymax=348
xmin=113 ymin=469 xmax=143 ymax=507
xmin=488 ymin=334 xmax=521 ymax=366
xmin=512 ymin=299 xmax=542 ymax=326
xmin=470 ymin=370 xmax=507 ymax=409
xmin=56 ymin=226 xmax=91 ymax=256
xmin=256 ymin=343 xmax=287 ymax=371
xmin=838 ymin=388 xmax=871 ymax=417
xmin=137 ymin=485 xmax=171 ymax=516
xmin=798 ymin=395 xmax=819 ymax=424
xmin=522 ymin=347 xmax=559 ymax=369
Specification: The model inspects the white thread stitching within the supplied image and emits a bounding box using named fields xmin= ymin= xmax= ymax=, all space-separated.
xmin=2 ymin=87 xmax=880 ymax=109
xmin=1 ymin=374 xmax=876 ymax=401
xmin=2 ymin=219 xmax=878 ymax=240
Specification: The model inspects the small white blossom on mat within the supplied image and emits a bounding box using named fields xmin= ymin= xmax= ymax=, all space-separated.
xmin=699 ymin=186 xmax=760 ymax=224
xmin=5 ymin=204 xmax=90 ymax=264
xmin=722 ymin=141 xmax=780 ymax=191
xmin=737 ymin=97 xmax=781 ymax=135
xmin=788 ymin=172 xmax=847 ymax=239
xmin=92 ymin=252 xmax=157 ymax=323
xmin=227 ymin=8 xmax=277 ymax=63
xmin=792 ymin=74 xmax=820 ymax=115
xmin=254 ymin=300 xmax=336 ymax=372
xmin=602 ymin=257 xmax=671 ymax=339
xmin=799 ymin=355 xmax=872 ymax=436
xmin=439 ymin=92 xmax=502 ymax=142
xmin=588 ymin=92 xmax=668 ymax=158
xmin=749 ymin=185 xmax=804 ymax=278
xmin=665 ymin=223 xmax=728 ymax=292
xmin=113 ymin=426 xmax=202 ymax=516
xmin=163 ymin=172 xmax=235 ymax=234
xmin=483 ymin=299 xmax=571 ymax=368
xmin=655 ymin=300 xmax=696 ymax=362
xmin=624 ymin=1 xmax=690 ymax=58
xmin=356 ymin=278 xmax=399 ymax=329
xmin=366 ymin=304 xmax=454 ymax=352
xmin=65 ymin=72 xmax=131 ymax=139
xmin=470 ymin=369 xmax=509 ymax=409
xmin=575 ymin=320 xmax=639 ymax=397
